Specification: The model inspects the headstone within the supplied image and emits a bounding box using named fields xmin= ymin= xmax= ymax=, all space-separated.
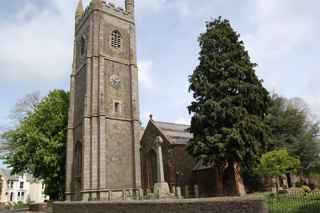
xmin=122 ymin=190 xmax=127 ymax=200
xmin=108 ymin=191 xmax=112 ymax=201
xmin=172 ymin=186 xmax=176 ymax=194
xmin=176 ymin=187 xmax=182 ymax=199
xmin=138 ymin=188 xmax=144 ymax=200
xmin=194 ymin=185 xmax=199 ymax=198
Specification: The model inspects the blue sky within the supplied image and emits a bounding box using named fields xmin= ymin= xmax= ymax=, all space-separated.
xmin=0 ymin=0 xmax=319 ymax=130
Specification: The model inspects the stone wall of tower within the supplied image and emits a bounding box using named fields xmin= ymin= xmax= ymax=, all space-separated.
xmin=66 ymin=0 xmax=140 ymax=201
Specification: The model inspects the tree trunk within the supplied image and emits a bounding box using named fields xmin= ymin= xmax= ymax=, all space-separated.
xmin=275 ymin=176 xmax=279 ymax=194
xmin=223 ymin=162 xmax=246 ymax=196
xmin=233 ymin=162 xmax=246 ymax=196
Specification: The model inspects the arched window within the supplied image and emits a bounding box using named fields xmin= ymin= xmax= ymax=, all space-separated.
xmin=80 ymin=37 xmax=86 ymax=56
xmin=111 ymin=30 xmax=121 ymax=49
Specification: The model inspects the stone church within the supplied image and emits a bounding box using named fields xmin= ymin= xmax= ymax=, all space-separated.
xmin=66 ymin=0 xmax=244 ymax=201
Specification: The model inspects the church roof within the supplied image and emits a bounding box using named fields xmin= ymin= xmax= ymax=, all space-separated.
xmin=153 ymin=121 xmax=192 ymax=145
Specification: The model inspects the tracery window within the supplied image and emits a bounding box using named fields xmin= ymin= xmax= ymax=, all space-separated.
xmin=111 ymin=30 xmax=121 ymax=49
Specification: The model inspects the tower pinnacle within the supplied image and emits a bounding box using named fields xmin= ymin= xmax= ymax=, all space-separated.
xmin=125 ymin=0 xmax=134 ymax=15
xmin=75 ymin=0 xmax=84 ymax=23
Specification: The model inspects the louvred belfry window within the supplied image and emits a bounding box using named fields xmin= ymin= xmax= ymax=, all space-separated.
xmin=111 ymin=30 xmax=121 ymax=49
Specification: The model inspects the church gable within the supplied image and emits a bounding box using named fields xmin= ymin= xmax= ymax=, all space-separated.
xmin=140 ymin=120 xmax=171 ymax=153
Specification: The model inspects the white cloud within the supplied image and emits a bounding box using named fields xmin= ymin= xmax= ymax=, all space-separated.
xmin=136 ymin=0 xmax=166 ymax=12
xmin=175 ymin=117 xmax=190 ymax=125
xmin=248 ymin=0 xmax=318 ymax=61
xmin=0 ymin=0 xmax=74 ymax=82
xmin=305 ymin=96 xmax=320 ymax=122
xmin=242 ymin=0 xmax=320 ymax=120
xmin=173 ymin=1 xmax=191 ymax=17
xmin=0 ymin=0 xmax=167 ymax=83
xmin=138 ymin=60 xmax=154 ymax=89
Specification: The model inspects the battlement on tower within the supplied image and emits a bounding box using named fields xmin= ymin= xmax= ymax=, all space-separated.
xmin=104 ymin=1 xmax=129 ymax=15
xmin=76 ymin=0 xmax=133 ymax=29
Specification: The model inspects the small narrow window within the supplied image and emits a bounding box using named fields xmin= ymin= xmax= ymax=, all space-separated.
xmin=114 ymin=102 xmax=120 ymax=113
xmin=111 ymin=30 xmax=121 ymax=49
xmin=75 ymin=141 xmax=82 ymax=177
xmin=80 ymin=37 xmax=86 ymax=56
xmin=10 ymin=192 xmax=13 ymax=201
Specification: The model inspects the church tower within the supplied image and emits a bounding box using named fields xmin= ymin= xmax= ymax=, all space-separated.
xmin=66 ymin=0 xmax=141 ymax=201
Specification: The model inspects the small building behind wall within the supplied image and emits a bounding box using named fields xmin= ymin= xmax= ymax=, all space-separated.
xmin=0 ymin=169 xmax=9 ymax=204
xmin=140 ymin=117 xmax=246 ymax=198
xmin=0 ymin=169 xmax=48 ymax=204
xmin=140 ymin=118 xmax=195 ymax=196
xmin=7 ymin=174 xmax=48 ymax=204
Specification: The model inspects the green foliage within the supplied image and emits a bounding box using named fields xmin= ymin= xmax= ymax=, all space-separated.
xmin=2 ymin=90 xmax=69 ymax=200
xmin=256 ymin=149 xmax=300 ymax=178
xmin=5 ymin=201 xmax=28 ymax=210
xmin=265 ymin=94 xmax=320 ymax=175
xmin=14 ymin=201 xmax=27 ymax=209
xmin=187 ymin=17 xmax=270 ymax=168
xmin=302 ymin=185 xmax=311 ymax=193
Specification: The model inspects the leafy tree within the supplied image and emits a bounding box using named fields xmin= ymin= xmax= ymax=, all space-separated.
xmin=255 ymin=149 xmax=300 ymax=193
xmin=265 ymin=94 xmax=320 ymax=176
xmin=188 ymin=17 xmax=270 ymax=193
xmin=2 ymin=90 xmax=69 ymax=200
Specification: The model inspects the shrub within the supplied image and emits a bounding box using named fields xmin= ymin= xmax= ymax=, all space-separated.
xmin=302 ymin=185 xmax=311 ymax=193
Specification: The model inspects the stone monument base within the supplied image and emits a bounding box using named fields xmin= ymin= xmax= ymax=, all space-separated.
xmin=53 ymin=197 xmax=268 ymax=213
xmin=153 ymin=182 xmax=175 ymax=199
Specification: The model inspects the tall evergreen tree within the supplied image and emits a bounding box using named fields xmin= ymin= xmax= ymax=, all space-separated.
xmin=188 ymin=17 xmax=270 ymax=193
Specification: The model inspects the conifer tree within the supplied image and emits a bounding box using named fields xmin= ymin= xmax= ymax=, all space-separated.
xmin=188 ymin=17 xmax=270 ymax=194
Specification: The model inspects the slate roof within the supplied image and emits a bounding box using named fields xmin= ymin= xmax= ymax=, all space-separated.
xmin=153 ymin=121 xmax=192 ymax=145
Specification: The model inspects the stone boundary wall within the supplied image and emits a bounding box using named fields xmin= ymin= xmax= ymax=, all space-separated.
xmin=29 ymin=203 xmax=47 ymax=212
xmin=53 ymin=197 xmax=268 ymax=213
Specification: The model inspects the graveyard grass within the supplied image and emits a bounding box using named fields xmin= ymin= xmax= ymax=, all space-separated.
xmin=265 ymin=191 xmax=320 ymax=213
